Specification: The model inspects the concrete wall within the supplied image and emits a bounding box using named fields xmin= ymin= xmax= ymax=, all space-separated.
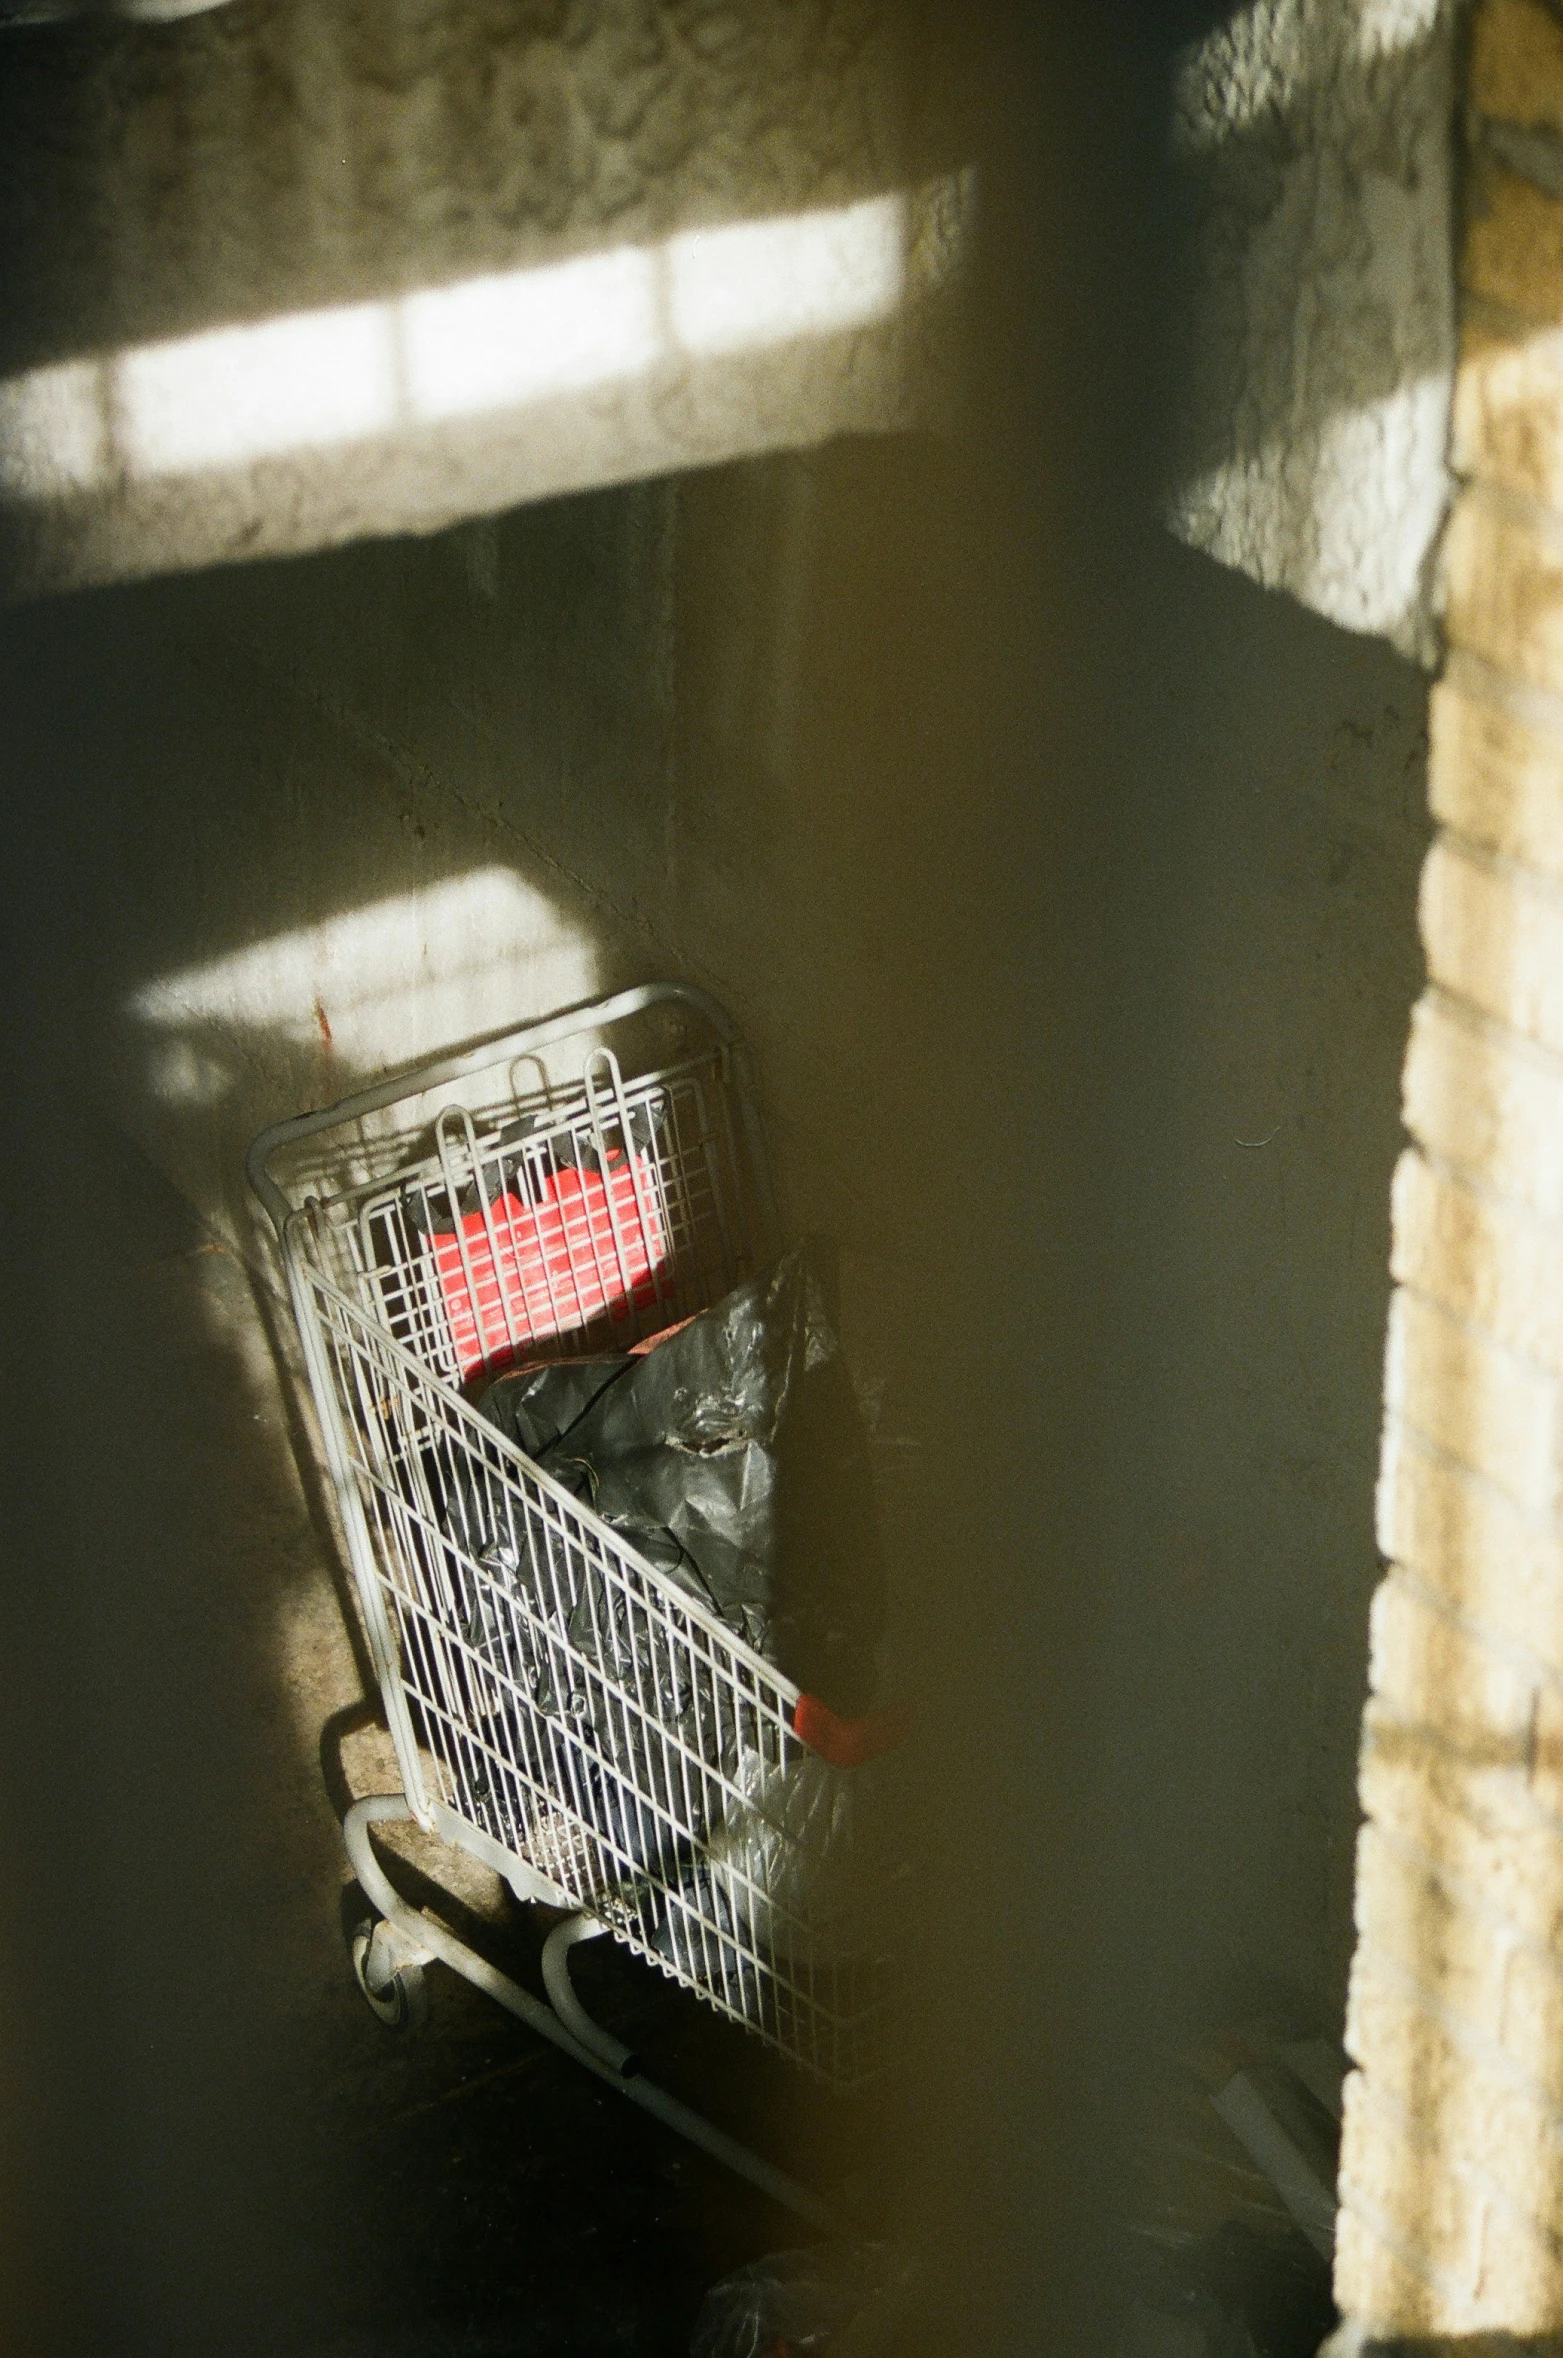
xmin=0 ymin=415 xmax=1433 ymax=2343
xmin=1167 ymin=0 xmax=1458 ymax=666
xmin=0 ymin=0 xmax=966 ymax=596
xmin=1102 ymin=545 xmax=1431 ymax=2030
xmin=9 ymin=435 xmax=1426 ymax=2005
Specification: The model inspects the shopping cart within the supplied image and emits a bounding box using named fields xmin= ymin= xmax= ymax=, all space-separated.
xmin=248 ymin=983 xmax=889 ymax=2218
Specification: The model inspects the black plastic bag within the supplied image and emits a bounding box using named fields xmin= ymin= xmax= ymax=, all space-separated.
xmin=432 ymin=1249 xmax=889 ymax=1923
xmin=689 ymin=2243 xmax=888 ymax=2358
xmin=457 ymin=1247 xmax=885 ymax=1712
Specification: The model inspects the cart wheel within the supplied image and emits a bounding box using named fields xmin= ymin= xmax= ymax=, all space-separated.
xmin=351 ymin=1920 xmax=430 ymax=2031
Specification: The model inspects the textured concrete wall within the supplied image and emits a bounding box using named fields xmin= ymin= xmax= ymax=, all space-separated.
xmin=0 ymin=11 xmax=1462 ymax=2332
xmin=1167 ymin=0 xmax=1458 ymax=666
xmin=69 ymin=451 xmax=1432 ymax=2059
xmin=106 ymin=485 xmax=682 ymax=1260
xmin=1100 ymin=551 xmax=1431 ymax=2031
xmin=1336 ymin=0 xmax=1563 ymax=2334
xmin=0 ymin=0 xmax=964 ymax=596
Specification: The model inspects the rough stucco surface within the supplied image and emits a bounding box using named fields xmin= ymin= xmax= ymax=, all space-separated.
xmin=0 ymin=0 xmax=962 ymax=596
xmin=44 ymin=466 xmax=1424 ymax=2045
xmin=1168 ymin=0 xmax=1458 ymax=665
xmin=0 ymin=0 xmax=897 ymax=352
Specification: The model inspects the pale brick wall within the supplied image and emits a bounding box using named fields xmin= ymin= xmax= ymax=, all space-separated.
xmin=1337 ymin=0 xmax=1563 ymax=2330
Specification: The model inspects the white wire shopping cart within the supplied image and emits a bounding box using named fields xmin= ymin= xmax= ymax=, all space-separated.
xmin=248 ymin=983 xmax=891 ymax=2218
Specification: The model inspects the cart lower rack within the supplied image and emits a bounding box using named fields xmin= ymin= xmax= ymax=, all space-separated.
xmin=248 ymin=984 xmax=890 ymax=2209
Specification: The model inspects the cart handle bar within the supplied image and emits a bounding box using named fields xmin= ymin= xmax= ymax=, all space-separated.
xmin=245 ymin=981 xmax=744 ymax=1237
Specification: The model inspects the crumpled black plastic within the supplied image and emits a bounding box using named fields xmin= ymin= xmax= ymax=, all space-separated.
xmin=431 ymin=1247 xmax=887 ymax=1919
xmin=454 ymin=1246 xmax=885 ymax=1712
xmin=689 ymin=2244 xmax=891 ymax=2358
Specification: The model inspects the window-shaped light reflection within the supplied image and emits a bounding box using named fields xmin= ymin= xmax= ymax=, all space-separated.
xmin=400 ymin=245 xmax=662 ymax=422
xmin=667 ymin=194 xmax=905 ymax=357
xmin=1 ymin=188 xmax=929 ymax=498
xmin=129 ymin=866 xmax=596 ymax=1102
xmin=119 ymin=305 xmax=402 ymax=477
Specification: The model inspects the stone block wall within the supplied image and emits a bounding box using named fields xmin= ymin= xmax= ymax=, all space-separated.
xmin=1337 ymin=0 xmax=1563 ymax=2330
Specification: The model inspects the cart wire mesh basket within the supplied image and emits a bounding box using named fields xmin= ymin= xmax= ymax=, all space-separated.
xmin=249 ymin=984 xmax=889 ymax=2090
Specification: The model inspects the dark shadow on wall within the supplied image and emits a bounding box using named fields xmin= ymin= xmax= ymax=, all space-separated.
xmin=0 ymin=434 xmax=1427 ymax=2353
xmin=1095 ymin=533 xmax=1432 ymax=2037
xmin=0 ymin=535 xmax=874 ymax=2356
xmin=0 ymin=472 xmax=727 ymax=2357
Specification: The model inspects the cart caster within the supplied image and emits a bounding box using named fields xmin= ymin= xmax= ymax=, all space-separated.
xmin=351 ymin=1917 xmax=431 ymax=2031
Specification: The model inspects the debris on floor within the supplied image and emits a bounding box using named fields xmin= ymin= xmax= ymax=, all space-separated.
xmin=1121 ymin=2027 xmax=1344 ymax=2358
xmin=689 ymin=2241 xmax=894 ymax=2358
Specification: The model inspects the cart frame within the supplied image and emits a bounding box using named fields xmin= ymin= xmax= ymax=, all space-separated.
xmin=249 ymin=982 xmax=876 ymax=2216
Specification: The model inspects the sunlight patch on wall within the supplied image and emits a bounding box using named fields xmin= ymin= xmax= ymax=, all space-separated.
xmin=1166 ymin=376 xmax=1453 ymax=650
xmin=400 ymin=245 xmax=661 ymax=423
xmin=127 ymin=866 xmax=598 ymax=1111
xmin=1171 ymin=0 xmax=1443 ymax=154
xmin=0 ymin=356 xmax=107 ymax=496
xmin=0 ymin=173 xmax=972 ymax=597
xmin=3 ymin=191 xmax=913 ymax=496
xmin=1165 ymin=0 xmax=1455 ymax=664
xmin=118 ymin=308 xmax=402 ymax=477
xmin=667 ymin=196 xmax=905 ymax=356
